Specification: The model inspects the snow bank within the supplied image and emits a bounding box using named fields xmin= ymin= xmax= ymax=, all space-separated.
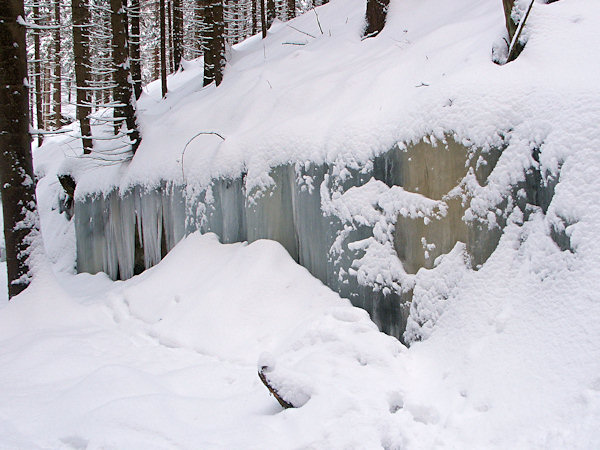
xmin=10 ymin=0 xmax=600 ymax=447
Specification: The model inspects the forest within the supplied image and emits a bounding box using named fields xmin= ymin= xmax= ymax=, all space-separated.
xmin=0 ymin=0 xmax=599 ymax=448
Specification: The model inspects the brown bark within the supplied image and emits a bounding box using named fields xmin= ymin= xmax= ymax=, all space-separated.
xmin=502 ymin=0 xmax=527 ymax=62
xmin=203 ymin=1 xmax=225 ymax=87
xmin=0 ymin=0 xmax=41 ymax=298
xmin=260 ymin=0 xmax=266 ymax=38
xmin=173 ymin=0 xmax=183 ymax=71
xmin=72 ymin=0 xmax=93 ymax=153
xmin=111 ymin=0 xmax=141 ymax=152
xmin=53 ymin=0 xmax=62 ymax=128
xmin=258 ymin=369 xmax=294 ymax=409
xmin=364 ymin=0 xmax=390 ymax=38
xmin=167 ymin=0 xmax=174 ymax=72
xmin=32 ymin=2 xmax=43 ymax=145
xmin=160 ymin=0 xmax=168 ymax=96
xmin=130 ymin=0 xmax=142 ymax=99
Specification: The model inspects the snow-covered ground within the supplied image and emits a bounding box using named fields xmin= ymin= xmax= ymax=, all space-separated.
xmin=2 ymin=0 xmax=600 ymax=447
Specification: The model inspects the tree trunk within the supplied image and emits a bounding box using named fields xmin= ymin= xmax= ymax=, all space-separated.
xmin=502 ymin=0 xmax=526 ymax=62
xmin=266 ymin=0 xmax=275 ymax=28
xmin=364 ymin=0 xmax=390 ymax=38
xmin=167 ymin=0 xmax=174 ymax=72
xmin=251 ymin=0 xmax=257 ymax=35
xmin=260 ymin=0 xmax=266 ymax=38
xmin=173 ymin=0 xmax=183 ymax=71
xmin=53 ymin=0 xmax=62 ymax=129
xmin=160 ymin=0 xmax=168 ymax=96
xmin=32 ymin=2 xmax=43 ymax=145
xmin=203 ymin=1 xmax=225 ymax=87
xmin=287 ymin=0 xmax=295 ymax=20
xmin=72 ymin=0 xmax=93 ymax=153
xmin=0 ymin=0 xmax=42 ymax=298
xmin=129 ymin=0 xmax=142 ymax=99
xmin=111 ymin=0 xmax=141 ymax=152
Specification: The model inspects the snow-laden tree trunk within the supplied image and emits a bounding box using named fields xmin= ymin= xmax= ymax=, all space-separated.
xmin=111 ymin=0 xmax=141 ymax=152
xmin=72 ymin=0 xmax=93 ymax=153
xmin=53 ymin=0 xmax=62 ymax=129
xmin=0 ymin=0 xmax=42 ymax=298
xmin=129 ymin=0 xmax=142 ymax=99
xmin=32 ymin=1 xmax=44 ymax=145
xmin=203 ymin=1 xmax=225 ymax=87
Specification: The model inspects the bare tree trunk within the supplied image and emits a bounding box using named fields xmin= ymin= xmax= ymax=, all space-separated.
xmin=111 ymin=0 xmax=141 ymax=152
xmin=160 ymin=0 xmax=168 ymax=96
xmin=287 ymin=0 xmax=295 ymax=20
xmin=129 ymin=0 xmax=142 ymax=99
xmin=173 ymin=0 xmax=183 ymax=71
xmin=167 ymin=0 xmax=174 ymax=72
xmin=53 ymin=0 xmax=62 ymax=128
xmin=260 ymin=0 xmax=266 ymax=38
xmin=32 ymin=2 xmax=44 ymax=145
xmin=203 ymin=0 xmax=224 ymax=86
xmin=72 ymin=0 xmax=93 ymax=153
xmin=251 ymin=0 xmax=257 ymax=35
xmin=364 ymin=0 xmax=390 ymax=38
xmin=0 ymin=0 xmax=42 ymax=298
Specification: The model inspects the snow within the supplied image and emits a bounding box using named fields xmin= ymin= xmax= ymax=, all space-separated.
xmin=2 ymin=0 xmax=600 ymax=447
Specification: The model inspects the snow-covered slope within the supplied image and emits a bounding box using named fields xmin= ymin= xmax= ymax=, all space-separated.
xmin=3 ymin=0 xmax=599 ymax=447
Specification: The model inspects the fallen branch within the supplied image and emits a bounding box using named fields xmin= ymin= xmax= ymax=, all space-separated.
xmin=258 ymin=367 xmax=294 ymax=409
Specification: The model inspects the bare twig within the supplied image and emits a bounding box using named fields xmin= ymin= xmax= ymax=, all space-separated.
xmin=180 ymin=131 xmax=226 ymax=181
xmin=285 ymin=23 xmax=316 ymax=39
xmin=312 ymin=7 xmax=323 ymax=35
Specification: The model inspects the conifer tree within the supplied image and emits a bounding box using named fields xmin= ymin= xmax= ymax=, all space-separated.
xmin=0 ymin=0 xmax=42 ymax=298
xmin=72 ymin=0 xmax=93 ymax=153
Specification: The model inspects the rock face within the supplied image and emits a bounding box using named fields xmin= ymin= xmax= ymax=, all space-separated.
xmin=74 ymin=136 xmax=559 ymax=341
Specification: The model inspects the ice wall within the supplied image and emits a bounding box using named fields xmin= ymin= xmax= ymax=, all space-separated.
xmin=73 ymin=137 xmax=559 ymax=341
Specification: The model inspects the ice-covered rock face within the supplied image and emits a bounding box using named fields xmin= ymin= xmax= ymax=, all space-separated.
xmin=73 ymin=136 xmax=559 ymax=342
xmin=394 ymin=137 xmax=503 ymax=273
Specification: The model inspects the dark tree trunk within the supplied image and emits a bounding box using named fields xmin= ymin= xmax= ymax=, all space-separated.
xmin=0 ymin=0 xmax=42 ymax=298
xmin=364 ymin=0 xmax=390 ymax=38
xmin=167 ymin=0 xmax=174 ymax=72
xmin=129 ymin=0 xmax=142 ymax=99
xmin=53 ymin=0 xmax=62 ymax=129
xmin=266 ymin=0 xmax=275 ymax=28
xmin=251 ymin=0 xmax=257 ymax=35
xmin=260 ymin=0 xmax=267 ymax=38
xmin=111 ymin=0 xmax=141 ymax=152
xmin=159 ymin=0 xmax=168 ymax=96
xmin=287 ymin=0 xmax=295 ymax=20
xmin=173 ymin=0 xmax=183 ymax=71
xmin=32 ymin=3 xmax=43 ymax=145
xmin=72 ymin=0 xmax=93 ymax=153
xmin=203 ymin=1 xmax=225 ymax=87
